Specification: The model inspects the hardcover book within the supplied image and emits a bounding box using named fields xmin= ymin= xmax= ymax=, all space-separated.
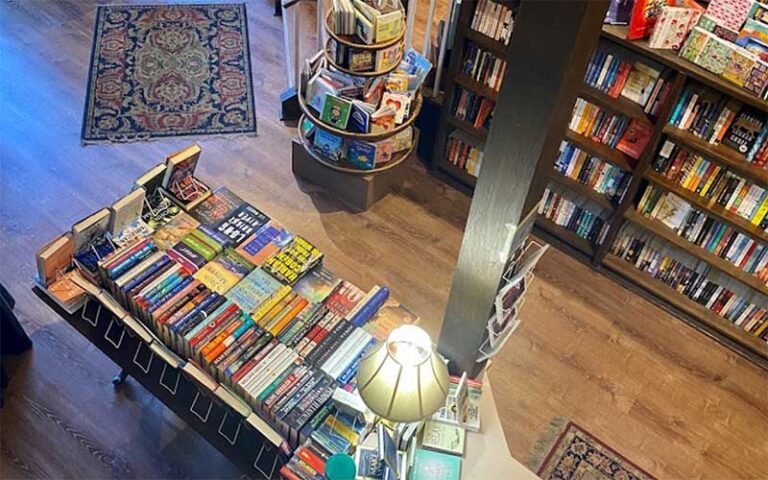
xmin=616 ymin=119 xmax=653 ymax=160
xmin=347 ymin=140 xmax=377 ymax=169
xmin=190 ymin=186 xmax=245 ymax=227
xmin=320 ymin=94 xmax=352 ymax=129
xmin=264 ymin=236 xmax=323 ymax=285
xmin=292 ymin=266 xmax=342 ymax=303
xmin=235 ymin=220 xmax=294 ymax=266
xmin=215 ymin=203 xmax=271 ymax=247
xmin=313 ymin=130 xmax=345 ymax=163
xmin=409 ymin=448 xmax=461 ymax=480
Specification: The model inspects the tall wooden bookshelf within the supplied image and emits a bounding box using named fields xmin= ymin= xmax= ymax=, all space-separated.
xmin=432 ymin=21 xmax=768 ymax=369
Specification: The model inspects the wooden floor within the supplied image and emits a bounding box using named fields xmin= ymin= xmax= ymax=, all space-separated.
xmin=1 ymin=1 xmax=767 ymax=479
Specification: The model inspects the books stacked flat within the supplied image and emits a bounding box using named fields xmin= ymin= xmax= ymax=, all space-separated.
xmin=584 ymin=45 xmax=674 ymax=119
xmin=554 ymin=141 xmax=631 ymax=204
xmin=568 ymin=98 xmax=630 ymax=150
xmin=652 ymin=140 xmax=768 ymax=228
xmin=637 ymin=185 xmax=768 ymax=282
xmin=612 ymin=224 xmax=768 ymax=340
xmin=451 ymin=86 xmax=495 ymax=131
xmin=539 ymin=185 xmax=611 ymax=245
xmin=446 ymin=131 xmax=484 ymax=177
xmin=460 ymin=43 xmax=507 ymax=93
xmin=470 ymin=0 xmax=514 ymax=46
xmin=669 ymin=82 xmax=768 ymax=165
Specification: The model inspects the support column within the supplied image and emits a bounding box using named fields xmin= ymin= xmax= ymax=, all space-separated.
xmin=437 ymin=0 xmax=609 ymax=377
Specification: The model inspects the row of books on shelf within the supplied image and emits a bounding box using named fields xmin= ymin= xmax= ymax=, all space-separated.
xmin=460 ymin=43 xmax=506 ymax=92
xmin=330 ymin=0 xmax=403 ymax=44
xmin=637 ymin=185 xmax=768 ymax=283
xmin=569 ymin=98 xmax=651 ymax=160
xmin=304 ymin=48 xmax=430 ymax=135
xmin=445 ymin=131 xmax=483 ymax=177
xmin=35 ymin=146 xmax=424 ymax=452
xmin=584 ymin=44 xmax=674 ymax=118
xmin=469 ymin=0 xmax=515 ymax=46
xmin=651 ymin=140 xmax=768 ymax=229
xmin=280 ymin=375 xmax=480 ymax=480
xmin=668 ymin=82 xmax=768 ymax=162
xmin=305 ymin=121 xmax=413 ymax=170
xmin=538 ymin=186 xmax=610 ymax=245
xmin=611 ymin=225 xmax=768 ymax=341
xmin=554 ymin=140 xmax=631 ymax=205
xmin=451 ymin=86 xmax=495 ymax=131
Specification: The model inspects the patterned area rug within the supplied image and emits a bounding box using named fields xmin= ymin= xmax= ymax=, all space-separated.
xmin=82 ymin=4 xmax=257 ymax=144
xmin=536 ymin=422 xmax=656 ymax=480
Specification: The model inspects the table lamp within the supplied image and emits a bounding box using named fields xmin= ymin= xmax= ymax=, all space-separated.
xmin=356 ymin=325 xmax=449 ymax=423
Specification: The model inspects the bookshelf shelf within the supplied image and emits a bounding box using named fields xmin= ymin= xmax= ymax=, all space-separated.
xmin=454 ymin=73 xmax=499 ymax=101
xmin=549 ymin=171 xmax=616 ymax=210
xmin=579 ymin=85 xmax=652 ymax=124
xmin=663 ymin=125 xmax=768 ymax=186
xmin=603 ymin=254 xmax=768 ymax=359
xmin=535 ymin=216 xmax=597 ymax=257
xmin=460 ymin=25 xmax=509 ymax=57
xmin=623 ymin=209 xmax=768 ymax=295
xmin=564 ymin=129 xmax=635 ymax=172
xmin=602 ymin=24 xmax=768 ymax=113
xmin=436 ymin=156 xmax=478 ymax=189
xmin=447 ymin=115 xmax=489 ymax=141
xmin=644 ymin=171 xmax=768 ymax=244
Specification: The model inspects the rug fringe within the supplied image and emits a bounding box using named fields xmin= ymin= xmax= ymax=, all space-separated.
xmin=526 ymin=417 xmax=570 ymax=472
xmin=81 ymin=129 xmax=259 ymax=147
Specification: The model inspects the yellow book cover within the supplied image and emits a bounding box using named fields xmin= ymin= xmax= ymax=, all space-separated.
xmin=681 ymin=157 xmax=703 ymax=189
xmin=751 ymin=195 xmax=768 ymax=225
xmin=699 ymin=165 xmax=721 ymax=197
xmin=251 ymin=285 xmax=292 ymax=326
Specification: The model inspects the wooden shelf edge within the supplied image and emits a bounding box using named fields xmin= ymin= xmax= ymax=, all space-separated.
xmin=662 ymin=125 xmax=768 ymax=186
xmin=535 ymin=216 xmax=597 ymax=257
xmin=643 ymin=172 xmax=768 ymax=244
xmin=460 ymin=25 xmax=509 ymax=57
xmin=454 ymin=73 xmax=499 ymax=101
xmin=447 ymin=116 xmax=489 ymax=141
xmin=549 ymin=171 xmax=617 ymax=210
xmin=436 ymin=157 xmax=478 ymax=189
xmin=623 ymin=209 xmax=768 ymax=296
xmin=580 ymin=86 xmax=651 ymax=124
xmin=603 ymin=254 xmax=768 ymax=359
xmin=564 ymin=130 xmax=635 ymax=172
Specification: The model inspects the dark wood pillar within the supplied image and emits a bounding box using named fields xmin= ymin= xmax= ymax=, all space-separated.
xmin=437 ymin=0 xmax=609 ymax=377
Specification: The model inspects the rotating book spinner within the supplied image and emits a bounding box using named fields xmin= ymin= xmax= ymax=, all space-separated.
xmin=297 ymin=0 xmax=431 ymax=173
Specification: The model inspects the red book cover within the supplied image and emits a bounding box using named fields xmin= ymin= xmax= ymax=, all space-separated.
xmin=617 ymin=119 xmax=653 ymax=160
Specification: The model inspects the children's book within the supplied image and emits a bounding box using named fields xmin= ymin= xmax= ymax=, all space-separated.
xmin=320 ymin=94 xmax=353 ymax=129
xmin=347 ymin=140 xmax=377 ymax=169
xmin=313 ymin=130 xmax=345 ymax=162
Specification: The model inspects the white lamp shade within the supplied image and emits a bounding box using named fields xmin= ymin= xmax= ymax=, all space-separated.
xmin=356 ymin=325 xmax=449 ymax=423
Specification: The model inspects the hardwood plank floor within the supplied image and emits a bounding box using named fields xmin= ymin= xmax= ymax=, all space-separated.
xmin=0 ymin=1 xmax=766 ymax=479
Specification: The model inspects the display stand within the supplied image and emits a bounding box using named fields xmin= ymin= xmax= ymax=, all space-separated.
xmin=33 ymin=288 xmax=289 ymax=480
xmin=291 ymin=128 xmax=419 ymax=211
xmin=293 ymin=8 xmax=424 ymax=210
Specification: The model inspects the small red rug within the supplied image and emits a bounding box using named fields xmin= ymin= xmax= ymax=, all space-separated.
xmin=537 ymin=422 xmax=656 ymax=480
xmin=82 ymin=4 xmax=257 ymax=144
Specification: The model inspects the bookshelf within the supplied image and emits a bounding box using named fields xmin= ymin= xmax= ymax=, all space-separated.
xmin=431 ymin=21 xmax=768 ymax=367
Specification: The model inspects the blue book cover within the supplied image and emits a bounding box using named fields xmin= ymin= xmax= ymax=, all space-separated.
xmin=313 ymin=130 xmax=344 ymax=163
xmin=346 ymin=140 xmax=376 ymax=170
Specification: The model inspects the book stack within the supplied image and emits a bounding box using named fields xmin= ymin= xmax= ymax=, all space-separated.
xmin=651 ymin=140 xmax=768 ymax=227
xmin=538 ymin=186 xmax=611 ymax=245
xmin=668 ymin=83 xmax=768 ymax=163
xmin=569 ymin=98 xmax=630 ymax=149
xmin=446 ymin=131 xmax=484 ymax=177
xmin=554 ymin=140 xmax=631 ymax=204
xmin=612 ymin=224 xmax=768 ymax=340
xmin=637 ymin=185 xmax=768 ymax=281
xmin=584 ymin=45 xmax=674 ymax=118
xmin=451 ymin=86 xmax=495 ymax=131
xmin=470 ymin=0 xmax=514 ymax=46
xmin=460 ymin=43 xmax=507 ymax=92
xmin=330 ymin=0 xmax=404 ymax=44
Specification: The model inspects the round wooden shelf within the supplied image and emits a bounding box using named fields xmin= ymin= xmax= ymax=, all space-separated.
xmin=298 ymin=77 xmax=423 ymax=141
xmin=298 ymin=114 xmax=414 ymax=174
xmin=324 ymin=38 xmax=404 ymax=78
xmin=324 ymin=10 xmax=405 ymax=50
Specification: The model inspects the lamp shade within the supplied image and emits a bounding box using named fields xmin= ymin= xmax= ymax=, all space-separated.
xmin=356 ymin=325 xmax=449 ymax=423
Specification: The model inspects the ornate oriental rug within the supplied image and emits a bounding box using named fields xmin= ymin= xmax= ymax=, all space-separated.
xmin=82 ymin=4 xmax=257 ymax=144
xmin=537 ymin=422 xmax=656 ymax=480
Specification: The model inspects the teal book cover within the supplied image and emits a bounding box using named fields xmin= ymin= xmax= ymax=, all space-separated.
xmin=409 ymin=448 xmax=461 ymax=480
